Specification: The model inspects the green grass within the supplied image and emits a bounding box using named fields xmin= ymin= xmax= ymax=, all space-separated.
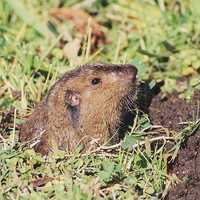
xmin=1 ymin=0 xmax=200 ymax=199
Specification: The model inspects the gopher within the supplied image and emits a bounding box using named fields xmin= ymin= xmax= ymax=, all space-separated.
xmin=19 ymin=64 xmax=137 ymax=155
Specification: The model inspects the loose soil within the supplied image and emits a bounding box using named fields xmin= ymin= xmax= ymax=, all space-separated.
xmin=148 ymin=91 xmax=200 ymax=200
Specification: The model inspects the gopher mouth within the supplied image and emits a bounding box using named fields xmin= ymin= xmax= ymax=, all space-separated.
xmin=119 ymin=86 xmax=137 ymax=112
xmin=115 ymin=87 xmax=137 ymax=141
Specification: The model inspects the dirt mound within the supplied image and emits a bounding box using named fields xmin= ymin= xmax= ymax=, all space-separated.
xmin=148 ymin=91 xmax=200 ymax=200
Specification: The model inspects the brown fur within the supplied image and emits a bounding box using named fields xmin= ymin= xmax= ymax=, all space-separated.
xmin=19 ymin=64 xmax=137 ymax=155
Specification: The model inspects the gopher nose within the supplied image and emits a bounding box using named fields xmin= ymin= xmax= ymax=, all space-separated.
xmin=117 ymin=65 xmax=138 ymax=82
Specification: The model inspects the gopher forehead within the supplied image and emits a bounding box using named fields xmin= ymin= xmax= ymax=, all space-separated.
xmin=61 ymin=63 xmax=135 ymax=82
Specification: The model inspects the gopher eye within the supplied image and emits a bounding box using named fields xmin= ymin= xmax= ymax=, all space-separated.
xmin=91 ymin=78 xmax=101 ymax=85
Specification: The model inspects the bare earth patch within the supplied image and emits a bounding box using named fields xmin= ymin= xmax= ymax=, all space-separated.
xmin=148 ymin=91 xmax=200 ymax=200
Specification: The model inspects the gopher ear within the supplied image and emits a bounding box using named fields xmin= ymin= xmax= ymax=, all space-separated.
xmin=65 ymin=90 xmax=81 ymax=106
